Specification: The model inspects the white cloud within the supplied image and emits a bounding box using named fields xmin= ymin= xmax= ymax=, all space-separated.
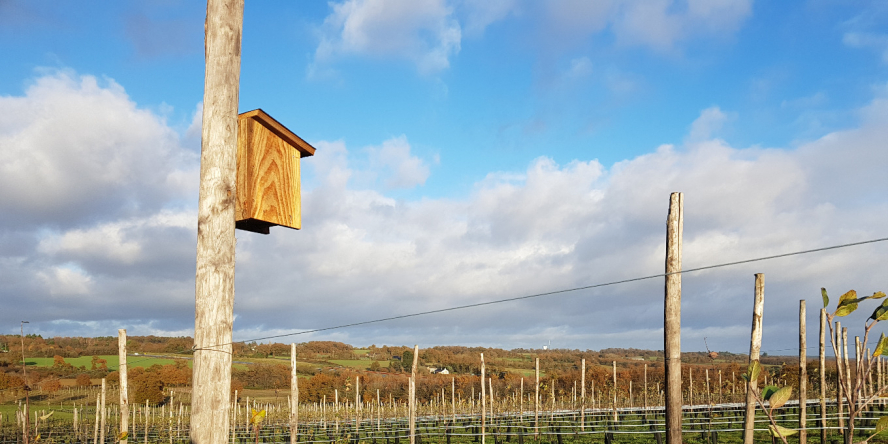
xmin=565 ymin=57 xmax=594 ymax=79
xmin=544 ymin=0 xmax=752 ymax=53
xmin=0 ymin=71 xmax=197 ymax=227
xmin=367 ymin=135 xmax=431 ymax=189
xmin=2 ymin=71 xmax=886 ymax=353
xmin=843 ymin=32 xmax=888 ymax=63
xmin=314 ymin=0 xmax=462 ymax=74
xmin=686 ymin=106 xmax=728 ymax=143
xmin=39 ymin=266 xmax=93 ymax=296
xmin=459 ymin=0 xmax=517 ymax=37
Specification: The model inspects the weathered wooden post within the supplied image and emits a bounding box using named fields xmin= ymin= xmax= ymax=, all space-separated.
xmin=410 ymin=345 xmax=418 ymax=444
xmin=290 ymin=343 xmax=298 ymax=444
xmin=481 ymin=353 xmax=486 ymax=444
xmin=192 ymin=1 xmax=243 ymax=444
xmin=535 ymin=358 xmax=540 ymax=437
xmin=664 ymin=192 xmax=683 ymax=444
xmin=819 ymin=308 xmax=827 ymax=444
xmin=581 ymin=358 xmax=586 ymax=431
xmin=743 ymin=273 xmax=765 ymax=444
xmin=119 ymin=329 xmax=129 ymax=444
xmin=100 ymin=378 xmax=107 ymax=444
xmin=799 ymin=299 xmax=807 ymax=444
xmin=612 ymin=361 xmax=618 ymax=423
xmin=452 ymin=377 xmax=456 ymax=423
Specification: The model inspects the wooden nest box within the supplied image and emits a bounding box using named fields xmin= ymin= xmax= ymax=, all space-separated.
xmin=235 ymin=109 xmax=315 ymax=234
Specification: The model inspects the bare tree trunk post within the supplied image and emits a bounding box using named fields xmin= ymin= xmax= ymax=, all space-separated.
xmin=743 ymin=273 xmax=765 ymax=444
xmin=612 ymin=361 xmax=618 ymax=423
xmin=481 ymin=353 xmax=486 ymax=444
xmin=452 ymin=377 xmax=456 ymax=424
xmin=644 ymin=363 xmax=648 ymax=414
xmin=535 ymin=358 xmax=540 ymax=437
xmin=799 ymin=300 xmax=807 ymax=444
xmin=410 ymin=345 xmax=418 ymax=444
xmin=836 ymin=322 xmax=844 ymax=437
xmin=119 ymin=330 xmax=129 ymax=444
xmin=581 ymin=358 xmax=586 ymax=431
xmin=94 ymin=394 xmax=100 ymax=444
xmin=192 ymin=1 xmax=243 ymax=444
xmin=664 ymin=192 xmax=683 ymax=444
xmin=100 ymin=378 xmax=107 ymax=444
xmin=290 ymin=343 xmax=298 ymax=444
xmin=820 ymin=308 xmax=827 ymax=444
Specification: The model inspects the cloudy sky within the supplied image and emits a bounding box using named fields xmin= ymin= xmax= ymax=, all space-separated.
xmin=1 ymin=0 xmax=886 ymax=354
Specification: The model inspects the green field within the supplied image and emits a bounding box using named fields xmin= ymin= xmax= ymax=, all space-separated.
xmin=329 ymin=359 xmax=389 ymax=369
xmin=26 ymin=354 xmax=191 ymax=370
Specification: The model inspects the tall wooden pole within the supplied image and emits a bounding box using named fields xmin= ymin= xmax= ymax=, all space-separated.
xmin=100 ymin=378 xmax=107 ymax=444
xmin=799 ymin=300 xmax=807 ymax=444
xmin=664 ymin=192 xmax=683 ymax=444
xmin=481 ymin=353 xmax=486 ymax=444
xmin=581 ymin=358 xmax=586 ymax=431
xmin=290 ymin=343 xmax=298 ymax=444
xmin=409 ymin=345 xmax=418 ymax=444
xmin=119 ymin=329 xmax=129 ymax=444
xmin=534 ymin=358 xmax=540 ymax=437
xmin=819 ymin=309 xmax=827 ymax=444
xmin=743 ymin=273 xmax=765 ymax=444
xmin=192 ymin=1 xmax=243 ymax=444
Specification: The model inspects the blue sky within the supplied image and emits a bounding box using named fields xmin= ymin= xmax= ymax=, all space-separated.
xmin=1 ymin=0 xmax=887 ymax=353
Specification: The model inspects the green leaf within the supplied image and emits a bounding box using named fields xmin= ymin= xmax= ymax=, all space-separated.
xmin=118 ymin=432 xmax=129 ymax=440
xmin=870 ymin=299 xmax=888 ymax=321
xmin=39 ymin=411 xmax=54 ymax=421
xmin=822 ymin=288 xmax=829 ymax=308
xmin=769 ymin=424 xmax=798 ymax=438
xmin=768 ymin=386 xmax=793 ymax=410
xmin=836 ymin=290 xmax=860 ymax=317
xmin=874 ymin=416 xmax=888 ymax=434
xmin=747 ymin=360 xmax=762 ymax=382
xmin=875 ymin=334 xmax=888 ymax=358
xmin=761 ymin=385 xmax=780 ymax=400
xmin=740 ymin=373 xmax=749 ymax=382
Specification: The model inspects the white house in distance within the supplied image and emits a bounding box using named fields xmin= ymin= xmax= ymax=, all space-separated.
xmin=428 ymin=367 xmax=449 ymax=374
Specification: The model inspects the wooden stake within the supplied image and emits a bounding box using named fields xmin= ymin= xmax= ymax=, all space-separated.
xmin=410 ymin=345 xmax=418 ymax=444
xmin=535 ymin=358 xmax=539 ymax=437
xmin=290 ymin=343 xmax=298 ymax=444
xmin=799 ymin=299 xmax=807 ymax=444
xmin=664 ymin=192 xmax=683 ymax=444
xmin=743 ymin=273 xmax=765 ymax=444
xmin=94 ymin=394 xmax=100 ymax=444
xmin=481 ymin=353 xmax=486 ymax=444
xmin=612 ymin=361 xmax=618 ymax=423
xmin=119 ymin=329 xmax=129 ymax=444
xmin=452 ymin=377 xmax=456 ymax=423
xmin=836 ymin=322 xmax=844 ymax=434
xmin=819 ymin=308 xmax=827 ymax=444
xmin=192 ymin=1 xmax=243 ymax=444
xmin=581 ymin=358 xmax=586 ymax=431
xmin=100 ymin=378 xmax=107 ymax=444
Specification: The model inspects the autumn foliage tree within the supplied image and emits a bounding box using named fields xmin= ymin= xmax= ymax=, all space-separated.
xmin=75 ymin=373 xmax=92 ymax=387
xmin=132 ymin=368 xmax=165 ymax=405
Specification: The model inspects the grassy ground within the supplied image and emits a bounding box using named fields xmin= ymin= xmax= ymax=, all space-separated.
xmin=330 ymin=359 xmax=390 ymax=369
xmin=26 ymin=354 xmax=191 ymax=370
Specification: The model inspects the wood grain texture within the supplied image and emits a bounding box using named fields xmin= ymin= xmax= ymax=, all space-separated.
xmin=290 ymin=343 xmax=298 ymax=444
xmin=192 ymin=1 xmax=243 ymax=443
xmin=236 ymin=109 xmax=314 ymax=234
xmin=799 ymin=300 xmax=807 ymax=444
xmin=742 ymin=273 xmax=765 ymax=444
xmin=664 ymin=192 xmax=683 ymax=444
xmin=118 ymin=329 xmax=128 ymax=444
